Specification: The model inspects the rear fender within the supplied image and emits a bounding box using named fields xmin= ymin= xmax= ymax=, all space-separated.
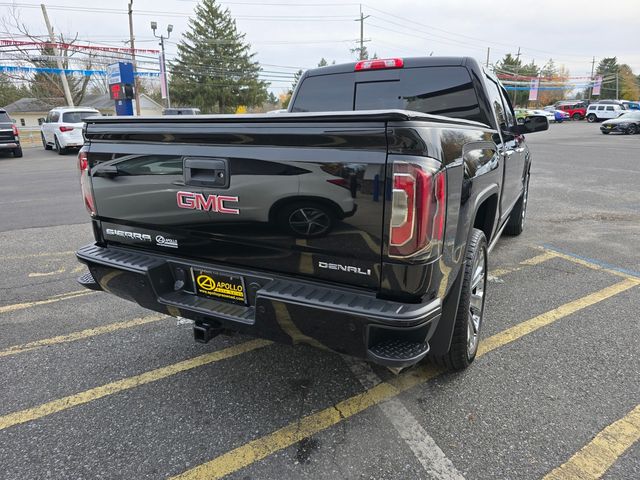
xmin=430 ymin=185 xmax=498 ymax=356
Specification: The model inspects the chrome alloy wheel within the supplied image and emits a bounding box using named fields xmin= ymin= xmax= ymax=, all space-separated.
xmin=288 ymin=207 xmax=330 ymax=237
xmin=467 ymin=246 xmax=486 ymax=357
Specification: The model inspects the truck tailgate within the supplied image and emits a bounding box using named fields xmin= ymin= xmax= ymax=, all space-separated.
xmin=86 ymin=119 xmax=388 ymax=290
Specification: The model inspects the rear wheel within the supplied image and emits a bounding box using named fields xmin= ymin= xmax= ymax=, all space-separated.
xmin=587 ymin=114 xmax=597 ymax=123
xmin=505 ymin=172 xmax=529 ymax=236
xmin=41 ymin=133 xmax=52 ymax=150
xmin=13 ymin=146 xmax=23 ymax=158
xmin=572 ymin=113 xmax=582 ymax=121
xmin=432 ymin=228 xmax=487 ymax=371
xmin=54 ymin=136 xmax=66 ymax=155
xmin=627 ymin=124 xmax=638 ymax=135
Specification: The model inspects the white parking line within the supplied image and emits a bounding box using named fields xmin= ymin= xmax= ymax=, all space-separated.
xmin=344 ymin=357 xmax=466 ymax=480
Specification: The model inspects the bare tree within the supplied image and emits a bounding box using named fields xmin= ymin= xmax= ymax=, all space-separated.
xmin=1 ymin=5 xmax=96 ymax=104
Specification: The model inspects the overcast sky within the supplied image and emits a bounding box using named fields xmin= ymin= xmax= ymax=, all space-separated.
xmin=3 ymin=0 xmax=639 ymax=93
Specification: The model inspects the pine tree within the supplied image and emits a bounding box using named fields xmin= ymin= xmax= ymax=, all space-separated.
xmin=594 ymin=57 xmax=619 ymax=100
xmin=0 ymin=74 xmax=29 ymax=107
xmin=170 ymin=0 xmax=268 ymax=113
xmin=496 ymin=54 xmax=539 ymax=106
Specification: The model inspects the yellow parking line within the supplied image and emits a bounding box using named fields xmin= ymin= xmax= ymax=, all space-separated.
xmin=170 ymin=278 xmax=639 ymax=480
xmin=539 ymin=246 xmax=640 ymax=281
xmin=478 ymin=278 xmax=639 ymax=355
xmin=0 ymin=314 xmax=167 ymax=358
xmin=543 ymin=403 xmax=640 ymax=480
xmin=0 ymin=339 xmax=272 ymax=431
xmin=491 ymin=250 xmax=558 ymax=277
xmin=28 ymin=268 xmax=67 ymax=278
xmin=0 ymin=250 xmax=75 ymax=261
xmin=0 ymin=290 xmax=95 ymax=315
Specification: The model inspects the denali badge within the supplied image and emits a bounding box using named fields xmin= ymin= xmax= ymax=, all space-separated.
xmin=177 ymin=191 xmax=239 ymax=215
xmin=105 ymin=228 xmax=152 ymax=242
xmin=318 ymin=261 xmax=371 ymax=276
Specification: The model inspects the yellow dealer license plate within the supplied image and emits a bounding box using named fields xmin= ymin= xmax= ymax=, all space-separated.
xmin=192 ymin=269 xmax=247 ymax=305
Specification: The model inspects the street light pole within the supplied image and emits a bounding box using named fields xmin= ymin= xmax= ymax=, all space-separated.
xmin=151 ymin=21 xmax=172 ymax=109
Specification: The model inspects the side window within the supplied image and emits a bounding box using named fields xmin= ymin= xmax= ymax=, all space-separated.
xmin=606 ymin=106 xmax=614 ymax=111
xmin=50 ymin=111 xmax=60 ymax=122
xmin=498 ymin=87 xmax=515 ymax=127
xmin=484 ymin=78 xmax=506 ymax=130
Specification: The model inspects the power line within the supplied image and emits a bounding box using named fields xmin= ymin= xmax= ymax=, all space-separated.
xmin=0 ymin=3 xmax=356 ymax=20
xmin=364 ymin=4 xmax=594 ymax=62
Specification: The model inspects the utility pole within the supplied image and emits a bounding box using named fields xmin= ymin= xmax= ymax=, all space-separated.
xmin=485 ymin=47 xmax=490 ymax=68
xmin=151 ymin=21 xmax=172 ymax=108
xmin=128 ymin=1 xmax=141 ymax=115
xmin=513 ymin=48 xmax=522 ymax=106
xmin=588 ymin=56 xmax=596 ymax=102
xmin=356 ymin=4 xmax=370 ymax=60
xmin=41 ymin=4 xmax=73 ymax=106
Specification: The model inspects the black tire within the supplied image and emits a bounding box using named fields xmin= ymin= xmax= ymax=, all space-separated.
xmin=13 ymin=146 xmax=23 ymax=158
xmin=505 ymin=171 xmax=530 ymax=236
xmin=627 ymin=124 xmax=638 ymax=135
xmin=54 ymin=136 xmax=66 ymax=155
xmin=601 ymin=131 xmax=610 ymax=135
xmin=41 ymin=133 xmax=52 ymax=150
xmin=432 ymin=228 xmax=487 ymax=371
xmin=275 ymin=201 xmax=335 ymax=238
xmin=586 ymin=114 xmax=597 ymax=123
xmin=572 ymin=113 xmax=582 ymax=121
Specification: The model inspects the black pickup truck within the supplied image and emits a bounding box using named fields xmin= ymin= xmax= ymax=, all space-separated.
xmin=76 ymin=57 xmax=547 ymax=370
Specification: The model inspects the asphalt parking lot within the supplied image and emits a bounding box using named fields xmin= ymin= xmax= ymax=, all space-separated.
xmin=1 ymin=121 xmax=638 ymax=479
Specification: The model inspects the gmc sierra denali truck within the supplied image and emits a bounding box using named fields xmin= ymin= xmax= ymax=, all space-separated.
xmin=75 ymin=57 xmax=547 ymax=370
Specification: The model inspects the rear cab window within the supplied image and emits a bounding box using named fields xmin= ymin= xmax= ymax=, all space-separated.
xmin=0 ymin=111 xmax=11 ymax=122
xmin=292 ymin=66 xmax=487 ymax=125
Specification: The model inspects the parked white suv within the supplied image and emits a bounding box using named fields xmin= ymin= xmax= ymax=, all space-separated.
xmin=41 ymin=107 xmax=101 ymax=154
xmin=585 ymin=103 xmax=625 ymax=123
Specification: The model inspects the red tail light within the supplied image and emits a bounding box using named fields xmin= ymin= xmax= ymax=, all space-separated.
xmin=78 ymin=149 xmax=95 ymax=216
xmin=60 ymin=126 xmax=74 ymax=132
xmin=12 ymin=124 xmax=19 ymax=136
xmin=389 ymin=162 xmax=446 ymax=258
xmin=355 ymin=58 xmax=404 ymax=71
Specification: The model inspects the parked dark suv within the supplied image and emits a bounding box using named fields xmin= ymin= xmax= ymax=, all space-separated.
xmin=0 ymin=109 xmax=22 ymax=157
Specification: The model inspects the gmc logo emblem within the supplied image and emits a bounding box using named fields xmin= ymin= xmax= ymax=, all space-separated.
xmin=177 ymin=191 xmax=240 ymax=214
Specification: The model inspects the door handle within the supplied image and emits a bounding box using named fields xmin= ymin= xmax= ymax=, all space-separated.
xmin=184 ymin=157 xmax=229 ymax=188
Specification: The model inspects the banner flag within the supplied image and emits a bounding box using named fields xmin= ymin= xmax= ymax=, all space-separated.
xmin=592 ymin=75 xmax=603 ymax=96
xmin=528 ymin=78 xmax=540 ymax=101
